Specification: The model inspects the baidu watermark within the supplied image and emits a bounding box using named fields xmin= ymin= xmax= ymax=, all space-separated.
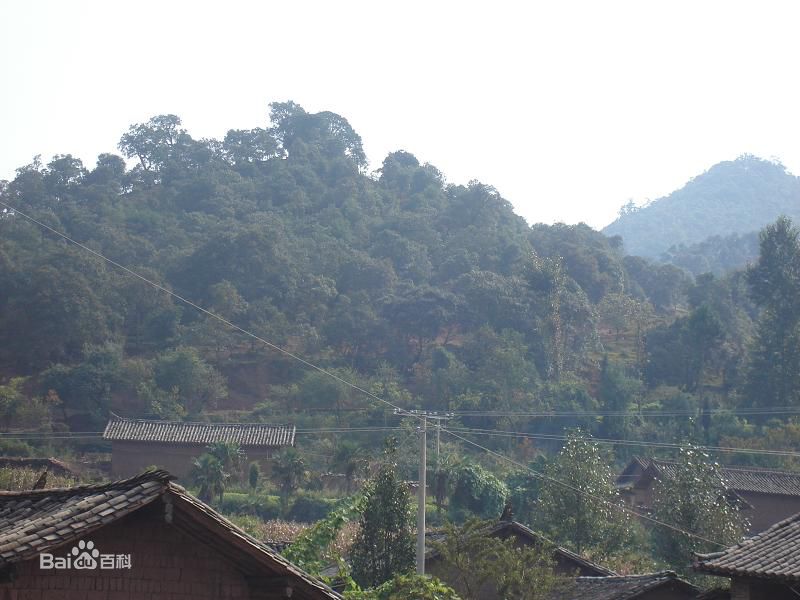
xmin=40 ymin=540 xmax=132 ymax=570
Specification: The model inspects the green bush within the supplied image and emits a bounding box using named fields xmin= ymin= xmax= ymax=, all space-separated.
xmin=286 ymin=492 xmax=337 ymax=523
xmin=218 ymin=492 xmax=281 ymax=520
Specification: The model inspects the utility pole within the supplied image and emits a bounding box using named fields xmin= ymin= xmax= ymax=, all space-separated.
xmin=393 ymin=409 xmax=453 ymax=575
xmin=417 ymin=415 xmax=427 ymax=575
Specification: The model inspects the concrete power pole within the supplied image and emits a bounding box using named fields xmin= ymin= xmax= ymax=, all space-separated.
xmin=394 ymin=409 xmax=452 ymax=576
xmin=416 ymin=416 xmax=427 ymax=575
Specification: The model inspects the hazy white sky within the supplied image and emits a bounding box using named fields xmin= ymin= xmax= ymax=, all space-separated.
xmin=2 ymin=0 xmax=799 ymax=229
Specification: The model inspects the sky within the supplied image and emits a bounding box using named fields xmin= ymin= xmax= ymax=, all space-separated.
xmin=2 ymin=1 xmax=800 ymax=230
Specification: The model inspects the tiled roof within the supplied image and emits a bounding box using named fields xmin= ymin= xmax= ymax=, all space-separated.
xmin=0 ymin=470 xmax=167 ymax=565
xmin=696 ymin=511 xmax=800 ymax=581
xmin=621 ymin=457 xmax=800 ymax=497
xmin=0 ymin=469 xmax=339 ymax=598
xmin=103 ymin=416 xmax=295 ymax=447
xmin=551 ymin=571 xmax=698 ymax=600
xmin=426 ymin=520 xmax=616 ymax=577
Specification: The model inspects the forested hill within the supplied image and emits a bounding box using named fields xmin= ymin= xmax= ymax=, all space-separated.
xmin=602 ymin=155 xmax=800 ymax=259
xmin=3 ymin=101 xmax=800 ymax=479
xmin=0 ymin=102 xmax=642 ymax=425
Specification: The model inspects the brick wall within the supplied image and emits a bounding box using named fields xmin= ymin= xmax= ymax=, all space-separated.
xmin=111 ymin=441 xmax=275 ymax=481
xmin=0 ymin=504 xmax=263 ymax=600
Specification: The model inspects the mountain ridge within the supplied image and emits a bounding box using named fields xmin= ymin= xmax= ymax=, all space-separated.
xmin=602 ymin=155 xmax=800 ymax=259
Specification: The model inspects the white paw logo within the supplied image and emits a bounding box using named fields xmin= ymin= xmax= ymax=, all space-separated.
xmin=72 ymin=540 xmax=99 ymax=569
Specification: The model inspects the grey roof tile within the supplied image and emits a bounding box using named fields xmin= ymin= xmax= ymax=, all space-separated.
xmin=622 ymin=457 xmax=800 ymax=497
xmin=103 ymin=416 xmax=295 ymax=447
xmin=696 ymin=511 xmax=800 ymax=581
xmin=551 ymin=572 xmax=698 ymax=600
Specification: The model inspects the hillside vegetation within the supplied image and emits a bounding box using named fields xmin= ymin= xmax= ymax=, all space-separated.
xmin=603 ymin=155 xmax=800 ymax=259
xmin=0 ymin=102 xmax=799 ymax=482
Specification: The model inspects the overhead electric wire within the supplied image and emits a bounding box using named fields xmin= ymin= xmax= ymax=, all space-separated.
xmin=0 ymin=200 xmax=423 ymax=425
xmin=445 ymin=427 xmax=800 ymax=458
xmin=0 ymin=435 xmax=106 ymax=440
xmin=442 ymin=427 xmax=727 ymax=548
xmin=0 ymin=427 xmax=406 ymax=440
xmin=447 ymin=407 xmax=800 ymax=418
xmin=294 ymin=427 xmax=404 ymax=434
xmin=0 ymin=200 xmax=765 ymax=551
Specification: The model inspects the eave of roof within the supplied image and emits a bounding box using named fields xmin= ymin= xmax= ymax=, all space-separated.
xmin=0 ymin=469 xmax=339 ymax=599
xmin=695 ymin=511 xmax=800 ymax=582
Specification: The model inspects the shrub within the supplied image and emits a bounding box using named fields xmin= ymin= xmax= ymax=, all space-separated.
xmin=286 ymin=492 xmax=337 ymax=523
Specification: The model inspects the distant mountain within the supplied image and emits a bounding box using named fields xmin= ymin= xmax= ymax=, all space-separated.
xmin=602 ymin=155 xmax=800 ymax=259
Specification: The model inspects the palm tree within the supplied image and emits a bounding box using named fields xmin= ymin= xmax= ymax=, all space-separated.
xmin=207 ymin=441 xmax=246 ymax=481
xmin=191 ymin=453 xmax=228 ymax=504
xmin=332 ymin=441 xmax=369 ymax=493
xmin=271 ymin=448 xmax=307 ymax=513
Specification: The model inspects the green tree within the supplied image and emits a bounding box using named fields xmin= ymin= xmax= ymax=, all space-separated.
xmin=118 ymin=114 xmax=186 ymax=174
xmin=332 ymin=441 xmax=369 ymax=494
xmin=528 ymin=253 xmax=566 ymax=381
xmin=430 ymin=519 xmax=561 ymax=600
xmin=151 ymin=347 xmax=227 ymax=416
xmin=271 ymin=447 xmax=308 ymax=513
xmin=207 ymin=441 xmax=246 ymax=482
xmin=745 ymin=216 xmax=800 ymax=408
xmin=284 ymin=495 xmax=363 ymax=576
xmin=534 ymin=431 xmax=638 ymax=561
xmin=345 ymin=574 xmax=462 ymax=600
xmin=350 ymin=442 xmax=415 ymax=588
xmin=598 ymin=357 xmax=642 ymax=440
xmin=191 ymin=453 xmax=228 ymax=504
xmin=248 ymin=462 xmax=260 ymax=492
xmin=651 ymin=446 xmax=748 ymax=577
xmin=449 ymin=462 xmax=508 ymax=520
xmin=40 ymin=342 xmax=124 ymax=426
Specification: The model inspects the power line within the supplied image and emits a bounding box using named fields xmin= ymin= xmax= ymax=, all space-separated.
xmin=0 ymin=427 xmax=406 ymax=440
xmin=0 ymin=200 xmax=422 ymax=425
xmin=441 ymin=427 xmax=727 ymax=548
xmin=0 ymin=435 xmax=105 ymax=440
xmin=0 ymin=200 xmax=752 ymax=551
xmin=447 ymin=407 xmax=800 ymax=418
xmin=295 ymin=427 xmax=403 ymax=433
xmin=446 ymin=427 xmax=800 ymax=458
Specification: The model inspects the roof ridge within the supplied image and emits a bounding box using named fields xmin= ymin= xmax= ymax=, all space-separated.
xmin=632 ymin=456 xmax=800 ymax=476
xmin=719 ymin=465 xmax=800 ymax=475
xmin=575 ymin=570 xmax=677 ymax=581
xmin=108 ymin=415 xmax=295 ymax=428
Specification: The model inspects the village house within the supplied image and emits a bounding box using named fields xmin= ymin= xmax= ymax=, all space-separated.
xmin=103 ymin=415 xmax=295 ymax=479
xmin=551 ymin=571 xmax=698 ymax=600
xmin=695 ymin=510 xmax=800 ymax=600
xmin=425 ymin=518 xmax=617 ymax=582
xmin=616 ymin=457 xmax=800 ymax=533
xmin=425 ymin=518 xmax=698 ymax=599
xmin=425 ymin=518 xmax=611 ymax=599
xmin=0 ymin=469 xmax=340 ymax=600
